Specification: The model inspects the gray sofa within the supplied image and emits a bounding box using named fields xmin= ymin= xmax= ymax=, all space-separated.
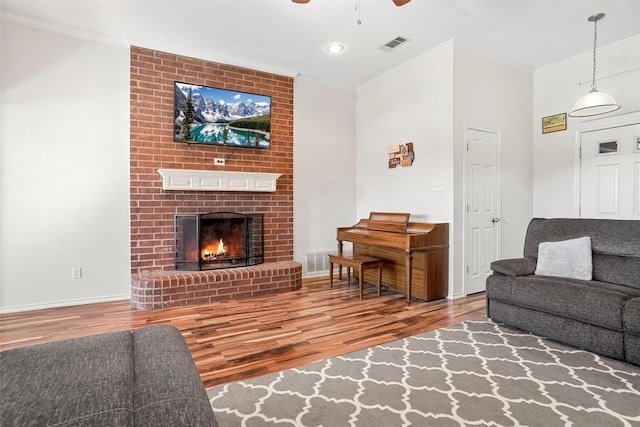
xmin=486 ymin=217 xmax=640 ymax=365
xmin=1 ymin=324 xmax=218 ymax=426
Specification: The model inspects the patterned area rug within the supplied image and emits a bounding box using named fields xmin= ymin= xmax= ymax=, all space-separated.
xmin=207 ymin=318 xmax=640 ymax=426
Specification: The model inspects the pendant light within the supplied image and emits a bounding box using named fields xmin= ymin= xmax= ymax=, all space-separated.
xmin=569 ymin=13 xmax=620 ymax=117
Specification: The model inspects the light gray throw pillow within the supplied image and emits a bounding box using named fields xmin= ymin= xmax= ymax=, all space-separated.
xmin=535 ymin=236 xmax=593 ymax=280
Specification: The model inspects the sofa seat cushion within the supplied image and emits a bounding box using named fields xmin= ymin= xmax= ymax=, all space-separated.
xmin=1 ymin=331 xmax=134 ymax=426
xmin=487 ymin=274 xmax=640 ymax=331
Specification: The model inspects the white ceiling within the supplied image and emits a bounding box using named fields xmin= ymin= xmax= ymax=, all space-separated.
xmin=2 ymin=0 xmax=639 ymax=88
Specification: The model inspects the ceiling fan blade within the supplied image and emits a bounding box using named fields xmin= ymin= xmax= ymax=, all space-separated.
xmin=294 ymin=0 xmax=409 ymax=4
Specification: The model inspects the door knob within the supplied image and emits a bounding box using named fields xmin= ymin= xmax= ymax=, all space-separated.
xmin=491 ymin=217 xmax=500 ymax=223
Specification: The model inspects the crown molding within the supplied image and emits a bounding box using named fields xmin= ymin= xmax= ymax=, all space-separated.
xmin=126 ymin=36 xmax=300 ymax=79
xmin=294 ymin=74 xmax=356 ymax=92
xmin=357 ymin=39 xmax=456 ymax=91
xmin=453 ymin=40 xmax=533 ymax=73
xmin=2 ymin=12 xmax=300 ymax=78
xmin=2 ymin=12 xmax=128 ymax=46
xmin=535 ymin=33 xmax=640 ymax=75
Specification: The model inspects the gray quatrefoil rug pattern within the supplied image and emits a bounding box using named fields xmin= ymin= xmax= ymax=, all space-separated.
xmin=208 ymin=318 xmax=640 ymax=426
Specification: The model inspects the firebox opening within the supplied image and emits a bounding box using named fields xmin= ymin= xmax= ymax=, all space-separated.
xmin=199 ymin=216 xmax=247 ymax=268
xmin=175 ymin=212 xmax=264 ymax=271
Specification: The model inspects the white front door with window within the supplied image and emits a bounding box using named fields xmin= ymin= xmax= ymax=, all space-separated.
xmin=580 ymin=123 xmax=640 ymax=219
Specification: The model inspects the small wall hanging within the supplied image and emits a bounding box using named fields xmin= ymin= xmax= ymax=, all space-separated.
xmin=388 ymin=142 xmax=414 ymax=168
xmin=542 ymin=113 xmax=567 ymax=134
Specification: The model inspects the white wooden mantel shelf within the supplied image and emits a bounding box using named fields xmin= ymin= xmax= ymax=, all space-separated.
xmin=157 ymin=169 xmax=282 ymax=192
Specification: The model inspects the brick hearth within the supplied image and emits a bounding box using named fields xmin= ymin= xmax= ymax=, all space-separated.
xmin=131 ymin=261 xmax=301 ymax=309
xmin=129 ymin=47 xmax=300 ymax=308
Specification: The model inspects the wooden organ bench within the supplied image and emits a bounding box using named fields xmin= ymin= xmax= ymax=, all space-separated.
xmin=328 ymin=253 xmax=383 ymax=299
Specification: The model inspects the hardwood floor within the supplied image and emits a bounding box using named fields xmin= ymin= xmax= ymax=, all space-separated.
xmin=0 ymin=277 xmax=486 ymax=388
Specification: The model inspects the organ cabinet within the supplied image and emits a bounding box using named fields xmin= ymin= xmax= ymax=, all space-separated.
xmin=337 ymin=212 xmax=449 ymax=302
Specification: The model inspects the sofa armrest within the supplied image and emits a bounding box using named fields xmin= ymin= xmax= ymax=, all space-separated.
xmin=490 ymin=257 xmax=537 ymax=276
xmin=133 ymin=325 xmax=218 ymax=427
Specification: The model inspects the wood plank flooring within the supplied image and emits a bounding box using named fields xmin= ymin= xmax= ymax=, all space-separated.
xmin=0 ymin=277 xmax=486 ymax=388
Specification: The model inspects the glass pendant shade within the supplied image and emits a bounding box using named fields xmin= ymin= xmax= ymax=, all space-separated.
xmin=569 ymin=13 xmax=621 ymax=118
xmin=569 ymin=88 xmax=621 ymax=117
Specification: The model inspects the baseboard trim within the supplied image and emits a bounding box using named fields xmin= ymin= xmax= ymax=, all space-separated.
xmin=0 ymin=294 xmax=131 ymax=314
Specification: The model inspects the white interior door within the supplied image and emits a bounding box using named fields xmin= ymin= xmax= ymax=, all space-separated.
xmin=580 ymin=123 xmax=640 ymax=219
xmin=465 ymin=128 xmax=500 ymax=295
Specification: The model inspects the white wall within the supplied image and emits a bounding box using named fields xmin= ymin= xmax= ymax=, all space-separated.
xmin=1 ymin=21 xmax=131 ymax=312
xmin=533 ymin=35 xmax=640 ymax=218
xmin=356 ymin=42 xmax=533 ymax=298
xmin=356 ymin=43 xmax=455 ymax=221
xmin=452 ymin=45 xmax=533 ymax=296
xmin=6 ymin=17 xmax=633 ymax=311
xmin=293 ymin=77 xmax=357 ymax=272
xmin=356 ymin=42 xmax=456 ymax=293
xmin=0 ymin=20 xmax=358 ymax=311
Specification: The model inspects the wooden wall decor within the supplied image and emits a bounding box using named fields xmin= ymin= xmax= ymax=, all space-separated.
xmin=387 ymin=142 xmax=414 ymax=168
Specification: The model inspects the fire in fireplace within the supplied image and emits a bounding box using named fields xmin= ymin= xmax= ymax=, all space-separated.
xmin=174 ymin=212 xmax=264 ymax=271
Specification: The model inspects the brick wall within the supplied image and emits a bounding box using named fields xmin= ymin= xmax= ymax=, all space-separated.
xmin=129 ymin=47 xmax=299 ymax=308
xmin=129 ymin=46 xmax=294 ymax=275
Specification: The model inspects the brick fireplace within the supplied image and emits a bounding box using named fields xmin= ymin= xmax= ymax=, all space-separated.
xmin=129 ymin=46 xmax=301 ymax=309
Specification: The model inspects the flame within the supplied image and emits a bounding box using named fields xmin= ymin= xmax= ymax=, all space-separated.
xmin=202 ymin=238 xmax=228 ymax=261
xmin=216 ymin=238 xmax=226 ymax=254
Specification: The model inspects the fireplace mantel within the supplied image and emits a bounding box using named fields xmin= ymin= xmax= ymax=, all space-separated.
xmin=157 ymin=169 xmax=282 ymax=192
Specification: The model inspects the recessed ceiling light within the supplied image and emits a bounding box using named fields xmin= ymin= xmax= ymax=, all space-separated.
xmin=326 ymin=43 xmax=345 ymax=54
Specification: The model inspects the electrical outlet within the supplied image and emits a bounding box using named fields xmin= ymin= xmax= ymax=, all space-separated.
xmin=433 ymin=180 xmax=445 ymax=192
xmin=71 ymin=267 xmax=82 ymax=279
xmin=214 ymin=158 xmax=225 ymax=166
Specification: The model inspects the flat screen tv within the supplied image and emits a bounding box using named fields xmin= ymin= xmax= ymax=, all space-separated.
xmin=174 ymin=81 xmax=271 ymax=149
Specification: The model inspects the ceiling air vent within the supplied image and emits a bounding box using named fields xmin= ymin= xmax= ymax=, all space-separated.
xmin=379 ymin=36 xmax=409 ymax=52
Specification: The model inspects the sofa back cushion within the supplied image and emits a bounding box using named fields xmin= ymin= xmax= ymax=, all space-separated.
xmin=523 ymin=218 xmax=640 ymax=288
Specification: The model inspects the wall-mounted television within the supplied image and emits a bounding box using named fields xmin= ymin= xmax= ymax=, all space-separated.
xmin=174 ymin=81 xmax=271 ymax=149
